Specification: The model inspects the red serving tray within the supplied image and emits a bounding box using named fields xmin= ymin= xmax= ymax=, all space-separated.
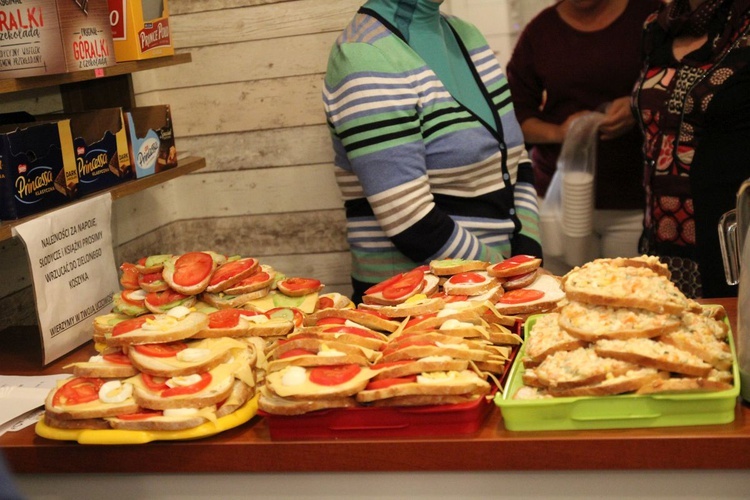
xmin=259 ymin=393 xmax=495 ymax=440
xmin=261 ymin=320 xmax=521 ymax=440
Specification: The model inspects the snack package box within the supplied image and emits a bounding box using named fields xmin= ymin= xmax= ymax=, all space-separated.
xmin=0 ymin=0 xmax=116 ymax=79
xmin=108 ymin=0 xmax=174 ymax=61
xmin=124 ymin=105 xmax=177 ymax=178
xmin=0 ymin=120 xmax=78 ymax=220
xmin=39 ymin=108 xmax=133 ymax=197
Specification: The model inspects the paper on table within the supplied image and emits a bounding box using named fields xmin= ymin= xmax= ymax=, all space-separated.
xmin=0 ymin=375 xmax=69 ymax=431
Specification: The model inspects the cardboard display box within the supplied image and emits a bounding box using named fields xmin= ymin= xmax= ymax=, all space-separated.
xmin=0 ymin=0 xmax=116 ymax=79
xmin=0 ymin=120 xmax=79 ymax=220
xmin=108 ymin=0 xmax=174 ymax=61
xmin=124 ymin=105 xmax=177 ymax=178
xmin=45 ymin=108 xmax=133 ymax=197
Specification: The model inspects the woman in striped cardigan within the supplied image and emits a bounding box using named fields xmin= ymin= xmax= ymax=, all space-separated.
xmin=323 ymin=0 xmax=542 ymax=303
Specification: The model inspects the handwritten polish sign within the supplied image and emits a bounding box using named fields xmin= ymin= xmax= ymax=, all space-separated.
xmin=13 ymin=194 xmax=119 ymax=364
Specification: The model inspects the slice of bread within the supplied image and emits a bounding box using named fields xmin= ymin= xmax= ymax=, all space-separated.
xmin=558 ymin=301 xmax=681 ymax=342
xmin=358 ymin=296 xmax=445 ymax=318
xmin=548 ymin=368 xmax=666 ymax=397
xmin=494 ymin=274 xmax=565 ymax=316
xmin=486 ymin=255 xmax=542 ymax=278
xmin=128 ymin=337 xmax=248 ymax=377
xmin=659 ymin=318 xmax=734 ymax=371
xmin=162 ymin=252 xmax=218 ymax=296
xmin=106 ymin=311 xmax=209 ymax=347
xmin=563 ymin=263 xmax=699 ymax=315
xmin=442 ymin=271 xmax=500 ymax=296
xmin=593 ymin=338 xmax=713 ymax=377
xmin=355 ymin=370 xmax=491 ymax=403
xmin=304 ymin=307 xmax=401 ymax=333
xmin=635 ymin=376 xmax=734 ymax=394
xmin=258 ymin=386 xmax=357 ymax=415
xmin=429 ymin=258 xmax=489 ymax=276
xmin=532 ymin=347 xmax=639 ymax=390
xmin=45 ymin=377 xmax=140 ymax=420
xmin=265 ymin=364 xmax=376 ymax=400
xmin=522 ymin=312 xmax=586 ymax=367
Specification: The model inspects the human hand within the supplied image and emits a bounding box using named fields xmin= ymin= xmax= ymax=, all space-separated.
xmin=598 ymin=97 xmax=635 ymax=140
xmin=559 ymin=111 xmax=590 ymax=142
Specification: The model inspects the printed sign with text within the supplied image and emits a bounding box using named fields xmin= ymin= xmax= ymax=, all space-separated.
xmin=13 ymin=194 xmax=119 ymax=364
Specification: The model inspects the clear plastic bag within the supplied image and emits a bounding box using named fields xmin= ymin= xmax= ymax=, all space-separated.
xmin=539 ymin=112 xmax=604 ymax=265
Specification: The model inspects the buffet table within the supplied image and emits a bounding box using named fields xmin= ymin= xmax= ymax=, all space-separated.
xmin=1 ymin=298 xmax=748 ymax=476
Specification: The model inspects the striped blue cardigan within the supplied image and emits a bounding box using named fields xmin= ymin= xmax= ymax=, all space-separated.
xmin=323 ymin=8 xmax=541 ymax=290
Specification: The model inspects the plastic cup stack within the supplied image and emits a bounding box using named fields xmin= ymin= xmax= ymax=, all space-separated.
xmin=561 ymin=171 xmax=597 ymax=266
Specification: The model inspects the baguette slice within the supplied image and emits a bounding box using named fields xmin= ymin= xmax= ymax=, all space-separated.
xmin=635 ymin=376 xmax=734 ymax=394
xmin=593 ymin=338 xmax=713 ymax=377
xmin=548 ymin=368 xmax=667 ymax=397
xmin=371 ymin=358 xmax=470 ymax=380
xmin=429 ymin=258 xmax=489 ymax=276
xmin=563 ymin=264 xmax=699 ymax=315
xmin=128 ymin=360 xmax=238 ymax=410
xmin=162 ymin=252 xmax=218 ymax=296
xmin=264 ymin=364 xmax=376 ymax=400
xmin=659 ymin=315 xmax=734 ymax=371
xmin=442 ymin=271 xmax=500 ymax=296
xmin=66 ymin=351 xmax=139 ymax=378
xmin=45 ymin=377 xmax=140 ymax=420
xmin=201 ymin=287 xmax=271 ymax=309
xmin=358 ymin=296 xmax=445 ymax=318
xmin=558 ymin=301 xmax=681 ymax=342
xmin=355 ymin=370 xmax=491 ymax=403
xmin=486 ymin=255 xmax=542 ymax=278
xmin=304 ymin=307 xmax=401 ymax=333
xmin=128 ymin=337 xmax=249 ymax=377
xmin=134 ymin=254 xmax=172 ymax=274
xmin=106 ymin=310 xmax=209 ymax=347
xmin=205 ymin=257 xmax=260 ymax=294
xmin=44 ymin=412 xmax=111 ymax=430
xmin=522 ymin=312 xmax=586 ymax=368
xmin=223 ymin=266 xmax=276 ymax=295
xmin=258 ymin=386 xmax=357 ymax=415
xmin=532 ymin=347 xmax=639 ymax=390
xmin=494 ymin=274 xmax=565 ymax=316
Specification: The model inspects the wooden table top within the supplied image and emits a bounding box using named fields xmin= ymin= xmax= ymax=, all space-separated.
xmin=2 ymin=298 xmax=748 ymax=474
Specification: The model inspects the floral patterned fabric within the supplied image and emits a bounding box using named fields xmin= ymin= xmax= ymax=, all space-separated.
xmin=634 ymin=0 xmax=750 ymax=298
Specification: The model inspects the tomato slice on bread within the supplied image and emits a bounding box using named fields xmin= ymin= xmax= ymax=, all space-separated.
xmin=366 ymin=268 xmax=425 ymax=300
xmin=308 ymin=364 xmax=361 ymax=386
xmin=497 ymin=289 xmax=545 ymax=304
xmin=277 ymin=277 xmax=323 ymax=297
xmin=119 ymin=262 xmax=140 ymax=290
xmin=111 ymin=315 xmax=156 ymax=337
xmin=133 ymin=341 xmax=188 ymax=358
xmin=207 ymin=308 xmax=245 ymax=329
xmin=447 ymin=272 xmax=487 ymax=284
xmin=172 ymin=252 xmax=215 ymax=287
xmin=160 ymin=373 xmax=212 ymax=397
xmin=209 ymin=258 xmax=259 ymax=286
xmin=102 ymin=352 xmax=133 ymax=365
xmin=53 ymin=377 xmax=105 ymax=407
xmin=365 ymin=375 xmax=417 ymax=391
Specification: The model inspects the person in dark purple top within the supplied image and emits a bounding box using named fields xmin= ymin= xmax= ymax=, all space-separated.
xmin=507 ymin=0 xmax=660 ymax=270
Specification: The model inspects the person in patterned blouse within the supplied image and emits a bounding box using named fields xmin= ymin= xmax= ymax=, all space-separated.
xmin=633 ymin=0 xmax=750 ymax=298
xmin=323 ymin=0 xmax=542 ymax=303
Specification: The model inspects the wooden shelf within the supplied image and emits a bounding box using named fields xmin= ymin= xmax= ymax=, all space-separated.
xmin=0 ymin=53 xmax=192 ymax=96
xmin=0 ymin=156 xmax=206 ymax=242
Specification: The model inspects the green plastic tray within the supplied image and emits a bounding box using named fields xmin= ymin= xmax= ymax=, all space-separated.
xmin=495 ymin=310 xmax=740 ymax=431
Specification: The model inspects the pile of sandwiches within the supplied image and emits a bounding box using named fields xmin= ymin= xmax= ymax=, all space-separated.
xmin=42 ymin=250 xmax=570 ymax=432
xmin=514 ymin=256 xmax=735 ymax=399
xmin=259 ymin=256 xmax=563 ymax=415
xmin=43 ymin=251 xmax=326 ymax=433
